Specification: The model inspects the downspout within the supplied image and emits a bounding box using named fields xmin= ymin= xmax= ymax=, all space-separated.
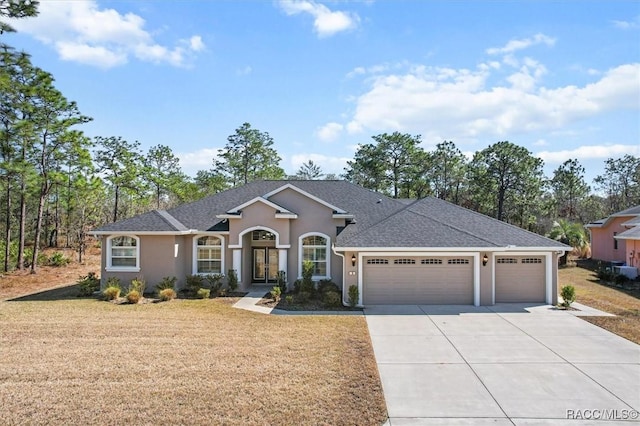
xmin=331 ymin=244 xmax=349 ymax=307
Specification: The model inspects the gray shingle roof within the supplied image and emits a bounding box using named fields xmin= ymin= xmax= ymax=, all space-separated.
xmin=336 ymin=197 xmax=568 ymax=249
xmin=94 ymin=180 xmax=568 ymax=249
xmin=614 ymin=205 xmax=640 ymax=216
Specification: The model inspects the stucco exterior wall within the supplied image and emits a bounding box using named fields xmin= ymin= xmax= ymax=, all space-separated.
xmin=228 ymin=202 xmax=290 ymax=247
xmin=590 ymin=217 xmax=629 ymax=262
xmin=271 ymin=188 xmax=344 ymax=283
xmin=551 ymin=252 xmax=559 ymax=306
xmin=625 ymin=239 xmax=640 ymax=269
xmin=100 ymin=235 xmax=180 ymax=293
xmin=479 ymin=252 xmax=494 ymax=305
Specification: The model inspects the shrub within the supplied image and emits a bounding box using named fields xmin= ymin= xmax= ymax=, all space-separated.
xmin=218 ymin=288 xmax=227 ymax=297
xmin=596 ymin=267 xmax=615 ymax=282
xmin=293 ymin=279 xmax=302 ymax=294
xmin=227 ymin=269 xmax=238 ymax=292
xmin=47 ymin=251 xmax=70 ymax=267
xmin=185 ymin=274 xmax=204 ymax=295
xmin=126 ymin=290 xmax=141 ymax=304
xmin=614 ymin=273 xmax=629 ymax=285
xmin=560 ymin=285 xmax=576 ymax=307
xmin=129 ymin=277 xmax=146 ymax=295
xmin=285 ymin=295 xmax=294 ymax=305
xmin=23 ymin=247 xmax=47 ymax=267
xmin=197 ymin=288 xmax=210 ymax=299
xmin=206 ymin=273 xmax=225 ymax=295
xmin=300 ymin=260 xmax=315 ymax=295
xmin=297 ymin=291 xmax=311 ymax=303
xmin=158 ymin=288 xmax=176 ymax=302
xmin=156 ymin=276 xmax=177 ymax=291
xmin=277 ymin=270 xmax=287 ymax=294
xmin=348 ymin=285 xmax=359 ymax=308
xmin=103 ymin=285 xmax=121 ymax=301
xmin=270 ymin=285 xmax=282 ymax=303
xmin=318 ymin=279 xmax=339 ymax=294
xmin=323 ymin=290 xmax=341 ymax=308
xmin=77 ymin=272 xmax=100 ymax=296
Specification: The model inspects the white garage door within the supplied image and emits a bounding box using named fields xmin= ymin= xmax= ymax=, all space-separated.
xmin=495 ymin=256 xmax=545 ymax=303
xmin=363 ymin=256 xmax=474 ymax=305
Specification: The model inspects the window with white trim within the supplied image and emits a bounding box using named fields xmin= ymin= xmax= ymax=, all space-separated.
xmin=394 ymin=258 xmax=416 ymax=265
xmin=496 ymin=258 xmax=517 ymax=264
xmin=196 ymin=236 xmax=222 ymax=274
xmin=448 ymin=258 xmax=470 ymax=265
xmin=301 ymin=234 xmax=328 ymax=277
xmin=421 ymin=258 xmax=443 ymax=265
xmin=107 ymin=236 xmax=139 ymax=270
xmin=521 ymin=258 xmax=542 ymax=264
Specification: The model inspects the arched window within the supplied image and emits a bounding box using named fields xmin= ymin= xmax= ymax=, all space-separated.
xmin=299 ymin=233 xmax=330 ymax=278
xmin=194 ymin=235 xmax=224 ymax=274
xmin=106 ymin=235 xmax=140 ymax=271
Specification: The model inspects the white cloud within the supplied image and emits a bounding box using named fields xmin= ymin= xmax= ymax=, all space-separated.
xmin=316 ymin=122 xmax=343 ymax=141
xmin=612 ymin=16 xmax=640 ymax=30
xmin=345 ymin=59 xmax=640 ymax=140
xmin=486 ymin=33 xmax=556 ymax=55
xmin=177 ymin=148 xmax=220 ymax=174
xmin=7 ymin=1 xmax=205 ymax=68
xmin=278 ymin=0 xmax=359 ymax=37
xmin=290 ymin=153 xmax=350 ymax=175
xmin=537 ymin=144 xmax=640 ymax=163
xmin=533 ymin=139 xmax=548 ymax=147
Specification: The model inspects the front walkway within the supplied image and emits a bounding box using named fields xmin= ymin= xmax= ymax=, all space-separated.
xmin=365 ymin=304 xmax=639 ymax=425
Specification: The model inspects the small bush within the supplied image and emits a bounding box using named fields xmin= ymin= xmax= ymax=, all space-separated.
xmin=348 ymin=285 xmax=359 ymax=308
xmin=323 ymin=290 xmax=341 ymax=307
xmin=197 ymin=288 xmax=210 ymax=299
xmin=297 ymin=291 xmax=311 ymax=303
xmin=300 ymin=260 xmax=315 ymax=295
xmin=560 ymin=285 xmax=576 ymax=307
xmin=293 ymin=279 xmax=302 ymax=294
xmin=129 ymin=277 xmax=146 ymax=295
xmin=158 ymin=288 xmax=176 ymax=301
xmin=157 ymin=276 xmax=177 ymax=291
xmin=185 ymin=274 xmax=204 ymax=295
xmin=318 ymin=279 xmax=339 ymax=294
xmin=227 ymin=269 xmax=238 ymax=292
xmin=597 ymin=267 xmax=615 ymax=282
xmin=126 ymin=290 xmax=141 ymax=304
xmin=47 ymin=251 xmax=70 ymax=267
xmin=77 ymin=272 xmax=100 ymax=296
xmin=614 ymin=273 xmax=629 ymax=285
xmin=270 ymin=285 xmax=282 ymax=303
xmin=285 ymin=295 xmax=294 ymax=305
xmin=103 ymin=286 xmax=121 ymax=301
xmin=277 ymin=270 xmax=287 ymax=294
xmin=206 ymin=273 xmax=225 ymax=295
xmin=218 ymin=288 xmax=227 ymax=297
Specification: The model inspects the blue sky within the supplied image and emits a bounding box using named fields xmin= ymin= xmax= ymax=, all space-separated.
xmin=6 ymin=0 xmax=640 ymax=186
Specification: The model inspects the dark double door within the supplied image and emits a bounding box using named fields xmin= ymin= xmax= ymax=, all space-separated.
xmin=252 ymin=247 xmax=278 ymax=283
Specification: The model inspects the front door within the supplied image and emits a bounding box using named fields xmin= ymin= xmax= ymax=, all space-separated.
xmin=253 ymin=247 xmax=279 ymax=283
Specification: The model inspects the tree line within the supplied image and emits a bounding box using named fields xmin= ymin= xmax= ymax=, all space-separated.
xmin=1 ymin=1 xmax=638 ymax=273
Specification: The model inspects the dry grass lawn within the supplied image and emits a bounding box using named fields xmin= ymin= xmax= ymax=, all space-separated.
xmin=0 ymin=290 xmax=387 ymax=425
xmin=559 ymin=266 xmax=640 ymax=344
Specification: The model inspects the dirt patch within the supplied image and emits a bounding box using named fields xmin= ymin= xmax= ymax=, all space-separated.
xmin=0 ymin=247 xmax=100 ymax=301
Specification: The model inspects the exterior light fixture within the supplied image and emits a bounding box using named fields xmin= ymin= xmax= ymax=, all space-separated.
xmin=482 ymin=253 xmax=488 ymax=266
xmin=351 ymin=254 xmax=357 ymax=267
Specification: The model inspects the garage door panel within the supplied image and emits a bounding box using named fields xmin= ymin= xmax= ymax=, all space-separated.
xmin=363 ymin=257 xmax=473 ymax=305
xmin=495 ymin=256 xmax=545 ymax=303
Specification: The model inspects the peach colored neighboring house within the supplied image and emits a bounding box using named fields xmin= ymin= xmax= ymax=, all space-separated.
xmin=586 ymin=205 xmax=640 ymax=269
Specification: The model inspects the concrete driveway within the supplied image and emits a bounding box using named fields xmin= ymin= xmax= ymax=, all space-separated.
xmin=365 ymin=304 xmax=640 ymax=425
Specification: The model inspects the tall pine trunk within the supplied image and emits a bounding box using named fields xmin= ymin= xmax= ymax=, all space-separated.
xmin=16 ymin=181 xmax=26 ymax=270
xmin=3 ymin=180 xmax=11 ymax=273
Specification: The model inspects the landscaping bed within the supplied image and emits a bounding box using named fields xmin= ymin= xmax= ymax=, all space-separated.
xmin=258 ymin=293 xmax=360 ymax=311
